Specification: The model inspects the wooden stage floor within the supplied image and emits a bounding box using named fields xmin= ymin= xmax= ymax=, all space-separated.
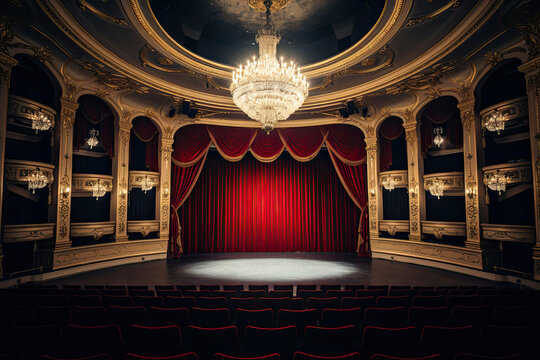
xmin=46 ymin=253 xmax=498 ymax=287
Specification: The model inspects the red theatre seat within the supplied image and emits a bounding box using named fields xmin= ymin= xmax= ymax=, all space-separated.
xmin=370 ymin=355 xmax=442 ymax=360
xmin=321 ymin=308 xmax=363 ymax=327
xmin=125 ymin=324 xmax=183 ymax=357
xmin=278 ymin=309 xmax=318 ymax=335
xmin=341 ymin=296 xmax=376 ymax=309
xmin=361 ymin=326 xmax=418 ymax=358
xmin=11 ymin=325 xmax=63 ymax=358
xmin=293 ymin=352 xmax=361 ymax=360
xmin=41 ymin=354 xmax=112 ymax=360
xmin=148 ymin=307 xmax=189 ymax=327
xmin=236 ymin=309 xmax=274 ymax=334
xmin=302 ymin=326 xmax=357 ymax=356
xmin=186 ymin=326 xmax=239 ymax=360
xmin=124 ymin=353 xmax=198 ymax=360
xmin=364 ymin=307 xmax=407 ymax=327
xmin=214 ymin=353 xmax=280 ymax=360
xmin=190 ymin=307 xmax=230 ymax=327
xmin=63 ymin=324 xmax=124 ymax=358
xmin=420 ymin=325 xmax=479 ymax=359
xmin=244 ymin=326 xmax=297 ymax=358
xmin=196 ymin=297 xmax=228 ymax=309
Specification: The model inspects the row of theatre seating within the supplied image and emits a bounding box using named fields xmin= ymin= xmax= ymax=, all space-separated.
xmin=0 ymin=284 xmax=538 ymax=360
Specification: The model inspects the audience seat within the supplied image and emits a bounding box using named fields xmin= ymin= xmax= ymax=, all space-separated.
xmin=268 ymin=291 xmax=294 ymax=298
xmin=296 ymin=285 xmax=317 ymax=292
xmin=70 ymin=295 xmax=102 ymax=307
xmin=107 ymin=305 xmax=148 ymax=326
xmin=302 ymin=325 xmax=357 ymax=356
xmin=129 ymin=290 xmax=155 ymax=297
xmin=320 ymin=285 xmax=340 ymax=293
xmin=184 ymin=290 xmax=211 ymax=298
xmin=156 ymin=290 xmax=183 ymax=298
xmin=420 ymin=325 xmax=479 ymax=359
xmin=71 ymin=306 xmax=110 ymax=326
xmin=228 ymin=298 xmax=257 ymax=312
xmin=321 ymin=308 xmax=363 ymax=327
xmin=165 ymin=297 xmax=196 ymax=309
xmin=102 ymin=295 xmax=133 ymax=307
xmin=245 ymin=326 xmax=297 ymax=358
xmin=362 ymin=326 xmax=418 ymax=358
xmin=343 ymin=285 xmax=364 ymax=291
xmin=63 ymin=324 xmax=124 ymax=358
xmin=376 ymin=296 xmax=411 ymax=308
xmin=408 ymin=307 xmax=449 ymax=328
xmin=411 ymin=296 xmax=445 ymax=308
xmin=11 ymin=325 xmax=63 ymax=358
xmin=450 ymin=306 xmax=492 ymax=326
xmin=196 ymin=297 xmax=228 ymax=309
xmin=190 ymin=307 xmax=230 ymax=327
xmin=187 ymin=326 xmax=239 ymax=360
xmin=364 ymin=307 xmax=407 ymax=327
xmin=293 ymin=352 xmax=361 ymax=360
xmin=35 ymin=306 xmax=72 ymax=325
xmin=236 ymin=309 xmax=274 ymax=334
xmin=148 ymin=306 xmax=189 ymax=327
xmin=223 ymin=285 xmax=244 ymax=294
xmin=248 ymin=285 xmax=269 ymax=293
xmin=239 ymin=291 xmax=267 ymax=299
xmin=326 ymin=290 xmax=354 ymax=299
xmin=475 ymin=325 xmax=534 ymax=358
xmin=212 ymin=291 xmax=237 ymax=299
xmin=274 ymin=285 xmax=293 ymax=291
xmin=297 ymin=290 xmax=324 ymax=300
xmin=278 ymin=309 xmax=318 ymax=335
xmin=356 ymin=290 xmax=386 ymax=298
xmin=177 ymin=286 xmax=197 ymax=291
xmin=200 ymin=285 xmax=221 ymax=292
xmin=258 ymin=297 xmax=290 ymax=311
xmin=341 ymin=297 xmax=376 ymax=309
xmin=133 ymin=296 xmax=165 ymax=308
xmin=125 ymin=324 xmax=183 ymax=357
xmin=214 ymin=354 xmax=280 ymax=360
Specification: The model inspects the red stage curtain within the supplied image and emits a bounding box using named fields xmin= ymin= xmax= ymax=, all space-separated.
xmin=170 ymin=124 xmax=370 ymax=257
xmin=179 ymin=151 xmax=360 ymax=253
xmin=74 ymin=96 xmax=115 ymax=157
xmin=326 ymin=125 xmax=366 ymax=165
xmin=172 ymin=125 xmax=212 ymax=166
xmin=250 ymin=129 xmax=285 ymax=162
xmin=208 ymin=125 xmax=257 ymax=161
xmin=379 ymin=117 xmax=404 ymax=171
xmin=131 ymin=116 xmax=159 ymax=171
xmin=170 ymin=153 xmax=208 ymax=257
xmin=421 ymin=97 xmax=463 ymax=155
xmin=278 ymin=127 xmax=326 ymax=161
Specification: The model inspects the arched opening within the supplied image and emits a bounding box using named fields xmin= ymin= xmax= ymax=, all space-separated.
xmin=377 ymin=116 xmax=409 ymax=239
xmin=2 ymin=54 xmax=61 ymax=276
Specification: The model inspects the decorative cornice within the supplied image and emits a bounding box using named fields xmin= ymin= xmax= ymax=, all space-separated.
xmin=76 ymin=0 xmax=129 ymax=26
xmin=407 ymin=0 xmax=462 ymax=27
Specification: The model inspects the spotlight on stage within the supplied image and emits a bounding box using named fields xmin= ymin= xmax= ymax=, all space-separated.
xmin=183 ymin=258 xmax=358 ymax=282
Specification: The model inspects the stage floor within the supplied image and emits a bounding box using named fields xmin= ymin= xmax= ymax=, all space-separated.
xmin=47 ymin=253 xmax=497 ymax=287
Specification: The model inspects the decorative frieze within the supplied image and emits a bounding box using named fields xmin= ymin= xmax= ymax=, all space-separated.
xmin=422 ymin=220 xmax=467 ymax=240
xmin=128 ymin=220 xmax=160 ymax=237
xmin=70 ymin=221 xmax=115 ymax=240
xmin=4 ymin=159 xmax=54 ymax=184
xmin=481 ymin=224 xmax=535 ymax=244
xmin=424 ymin=172 xmax=464 ymax=196
xmin=72 ymin=174 xmax=113 ymax=194
xmin=128 ymin=171 xmax=160 ymax=190
xmin=7 ymin=95 xmax=56 ymax=128
xmin=482 ymin=161 xmax=532 ymax=186
xmin=379 ymin=220 xmax=410 ymax=236
xmin=379 ymin=170 xmax=408 ymax=189
xmin=479 ymin=96 xmax=529 ymax=130
xmin=3 ymin=223 xmax=55 ymax=243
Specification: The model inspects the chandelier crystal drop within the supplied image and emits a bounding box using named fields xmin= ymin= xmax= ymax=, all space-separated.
xmin=433 ymin=126 xmax=444 ymax=148
xmin=381 ymin=176 xmax=395 ymax=191
xmin=141 ymin=175 xmax=153 ymax=194
xmin=483 ymin=111 xmax=506 ymax=135
xmin=92 ymin=179 xmax=107 ymax=200
xmin=429 ymin=178 xmax=445 ymax=199
xmin=27 ymin=167 xmax=49 ymax=194
xmin=87 ymin=129 xmax=99 ymax=149
xmin=486 ymin=170 xmax=507 ymax=195
xmin=230 ymin=0 xmax=308 ymax=133
xmin=31 ymin=112 xmax=53 ymax=134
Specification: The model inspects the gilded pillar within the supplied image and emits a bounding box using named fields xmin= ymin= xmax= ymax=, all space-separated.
xmin=518 ymin=57 xmax=540 ymax=280
xmin=54 ymin=97 xmax=79 ymax=249
xmin=365 ymin=133 xmax=380 ymax=241
xmin=0 ymin=53 xmax=18 ymax=278
xmin=158 ymin=134 xmax=173 ymax=242
xmin=113 ymin=113 xmax=131 ymax=241
xmin=403 ymin=116 xmax=424 ymax=241
xmin=458 ymin=96 xmax=483 ymax=250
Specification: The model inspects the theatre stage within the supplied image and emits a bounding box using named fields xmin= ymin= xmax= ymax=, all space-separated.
xmin=47 ymin=253 xmax=497 ymax=287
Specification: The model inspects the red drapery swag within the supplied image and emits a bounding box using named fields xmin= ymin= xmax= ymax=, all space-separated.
xmin=421 ymin=97 xmax=463 ymax=156
xmin=131 ymin=117 xmax=159 ymax=172
xmin=73 ymin=96 xmax=115 ymax=157
xmin=170 ymin=124 xmax=369 ymax=258
xmin=379 ymin=116 xmax=404 ymax=171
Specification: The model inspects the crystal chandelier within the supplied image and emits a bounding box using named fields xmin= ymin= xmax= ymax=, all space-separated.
xmin=141 ymin=175 xmax=153 ymax=194
xmin=485 ymin=170 xmax=507 ymax=195
xmin=27 ymin=167 xmax=49 ymax=194
xmin=230 ymin=0 xmax=308 ymax=133
xmin=429 ymin=178 xmax=445 ymax=199
xmin=381 ymin=176 xmax=395 ymax=191
xmin=483 ymin=111 xmax=506 ymax=135
xmin=92 ymin=179 xmax=107 ymax=200
xmin=87 ymin=129 xmax=99 ymax=149
xmin=31 ymin=112 xmax=53 ymax=134
xmin=433 ymin=126 xmax=444 ymax=148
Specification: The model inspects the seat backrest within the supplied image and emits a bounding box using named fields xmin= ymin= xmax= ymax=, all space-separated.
xmin=155 ymin=285 xmax=175 ymax=291
xmin=236 ymin=308 xmax=274 ymax=333
xmin=191 ymin=307 xmax=231 ymax=327
xmin=197 ymin=297 xmax=228 ymax=309
xmin=249 ymin=285 xmax=269 ymax=293
xmin=125 ymin=353 xmax=197 ymax=360
xmin=296 ymin=285 xmax=317 ymax=292
xmin=125 ymin=324 xmax=183 ymax=356
xmin=184 ymin=290 xmax=212 ymax=298
xmin=341 ymin=296 xmax=376 ymax=309
xmin=107 ymin=305 xmax=148 ymax=325
xmin=215 ymin=353 xmax=280 ymax=360
xmin=321 ymin=308 xmax=363 ymax=327
xmin=278 ymin=309 xmax=318 ymax=333
xmin=446 ymin=295 xmax=482 ymax=308
xmin=356 ymin=289 xmax=386 ymax=298
xmin=177 ymin=285 xmax=197 ymax=291
xmin=157 ymin=289 xmax=183 ymax=298
xmin=326 ymin=290 xmax=354 ymax=299
xmin=35 ymin=306 xmax=72 ymax=325
xmin=376 ymin=295 xmax=411 ymax=308
xmin=71 ymin=306 xmax=110 ymax=326
xmin=212 ymin=291 xmax=237 ymax=299
xmin=102 ymin=289 xmax=127 ymax=296
xmin=269 ymin=290 xmax=293 ymax=298
xmin=320 ymin=285 xmax=341 ymax=292
xmin=258 ymin=297 xmax=290 ymax=311
xmin=364 ymin=307 xmax=407 ymax=327
xmin=245 ymin=326 xmax=297 ymax=357
xmin=129 ymin=289 xmax=155 ymax=297
xmin=362 ymin=326 xmax=418 ymax=357
xmin=273 ymin=285 xmax=293 ymax=291
xmin=165 ymin=296 xmax=196 ymax=309
xmin=228 ymin=297 xmax=257 ymax=311
xmin=200 ymin=285 xmax=221 ymax=291
xmin=148 ymin=306 xmax=189 ymax=327
xmin=64 ymin=324 xmax=124 ymax=358
xmin=187 ymin=325 xmax=239 ymax=360
xmin=11 ymin=325 xmax=63 ymax=357
xmin=223 ymin=285 xmax=244 ymax=294
xmin=408 ymin=306 xmax=449 ymax=327
xmin=303 ymin=325 xmax=357 ymax=356
xmin=102 ymin=295 xmax=133 ymax=307
xmin=133 ymin=295 xmax=165 ymax=308
xmin=239 ymin=290 xmax=266 ymax=299
xmin=476 ymin=325 xmax=533 ymax=357
xmin=450 ymin=305 xmax=493 ymax=326
xmin=70 ymin=295 xmax=102 ymax=307
xmin=492 ymin=305 xmax=539 ymax=326
xmin=306 ymin=297 xmax=340 ymax=311
xmin=297 ymin=290 xmax=324 ymax=300
xmin=343 ymin=285 xmax=364 ymax=291
xmin=293 ymin=352 xmax=361 ymax=360
xmin=411 ymin=295 xmax=446 ymax=308
xmin=420 ymin=325 xmax=479 ymax=357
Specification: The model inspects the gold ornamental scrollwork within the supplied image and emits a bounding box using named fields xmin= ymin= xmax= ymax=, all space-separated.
xmin=406 ymin=0 xmax=462 ymax=27
xmin=76 ymin=0 xmax=129 ymax=26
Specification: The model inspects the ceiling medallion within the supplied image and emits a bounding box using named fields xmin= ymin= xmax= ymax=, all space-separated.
xmin=231 ymin=0 xmax=308 ymax=133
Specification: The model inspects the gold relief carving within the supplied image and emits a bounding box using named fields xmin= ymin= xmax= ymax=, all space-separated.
xmin=513 ymin=6 xmax=540 ymax=59
xmin=118 ymin=180 xmax=128 ymax=235
xmin=406 ymin=0 xmax=462 ymax=27
xmin=483 ymin=51 xmax=504 ymax=66
xmin=95 ymin=87 xmax=110 ymax=98
xmin=81 ymin=60 xmax=151 ymax=94
xmin=433 ymin=227 xmax=444 ymax=240
xmin=0 ymin=14 xmax=15 ymax=53
xmin=428 ymin=87 xmax=442 ymax=99
xmin=0 ymin=67 xmax=11 ymax=85
xmin=64 ymin=83 xmax=78 ymax=101
xmin=161 ymin=203 xmax=169 ymax=231
xmin=93 ymin=227 xmax=104 ymax=241
xmin=58 ymin=175 xmax=71 ymax=240
xmin=144 ymin=107 xmax=156 ymax=117
xmin=33 ymin=46 xmax=52 ymax=63
xmin=248 ymin=0 xmax=290 ymax=13
xmin=465 ymin=174 xmax=479 ymax=241
xmin=387 ymin=226 xmax=397 ymax=237
xmin=119 ymin=128 xmax=130 ymax=147
xmin=76 ymin=0 xmax=129 ymax=26
xmin=162 ymin=127 xmax=174 ymax=141
xmin=525 ymin=74 xmax=540 ymax=98
xmin=385 ymin=60 xmax=457 ymax=95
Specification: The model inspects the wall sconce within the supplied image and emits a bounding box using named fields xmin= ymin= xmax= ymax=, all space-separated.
xmin=120 ymin=188 xmax=128 ymax=199
xmin=370 ymin=188 xmax=376 ymax=197
xmin=61 ymin=185 xmax=71 ymax=197
xmin=465 ymin=186 xmax=476 ymax=199
xmin=164 ymin=187 xmax=170 ymax=198
xmin=408 ymin=187 xmax=416 ymax=197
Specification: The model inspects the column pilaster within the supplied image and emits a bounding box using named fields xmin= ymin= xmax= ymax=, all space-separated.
xmin=365 ymin=134 xmax=380 ymax=241
xmin=158 ymin=136 xmax=174 ymax=242
xmin=0 ymin=53 xmax=18 ymax=279
xmin=114 ymin=112 xmax=132 ymax=242
xmin=518 ymin=56 xmax=540 ymax=280
xmin=54 ymin=97 xmax=79 ymax=249
xmin=403 ymin=115 xmax=424 ymax=241
xmin=458 ymin=96 xmax=483 ymax=250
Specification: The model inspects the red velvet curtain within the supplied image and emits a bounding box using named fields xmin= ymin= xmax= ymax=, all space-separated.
xmin=170 ymin=124 xmax=369 ymax=257
xmin=421 ymin=97 xmax=463 ymax=155
xmin=131 ymin=116 xmax=159 ymax=172
xmin=73 ymin=96 xmax=115 ymax=157
xmin=180 ymin=151 xmax=360 ymax=253
xmin=379 ymin=116 xmax=404 ymax=171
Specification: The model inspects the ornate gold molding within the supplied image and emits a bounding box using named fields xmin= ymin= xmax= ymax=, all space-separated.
xmin=76 ymin=0 xmax=129 ymax=26
xmin=3 ymin=223 xmax=55 ymax=243
xmin=379 ymin=220 xmax=410 ymax=236
xmin=481 ymin=224 xmax=535 ymax=244
xmin=128 ymin=170 xmax=159 ymax=190
xmin=385 ymin=60 xmax=457 ymax=95
xmin=407 ymin=0 xmax=462 ymax=27
xmin=379 ymin=170 xmax=408 ymax=188
xmin=422 ymin=220 xmax=467 ymax=239
xmin=128 ymin=220 xmax=159 ymax=237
